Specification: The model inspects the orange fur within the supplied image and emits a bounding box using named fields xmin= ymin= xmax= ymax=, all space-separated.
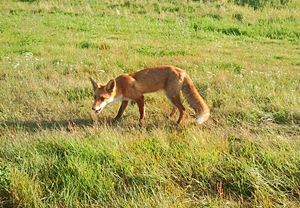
xmin=90 ymin=65 xmax=210 ymax=124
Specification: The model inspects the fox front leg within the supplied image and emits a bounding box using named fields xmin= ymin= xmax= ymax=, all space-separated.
xmin=115 ymin=100 xmax=129 ymax=119
xmin=135 ymin=96 xmax=145 ymax=121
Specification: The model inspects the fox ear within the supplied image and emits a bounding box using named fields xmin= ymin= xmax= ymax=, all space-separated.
xmin=106 ymin=79 xmax=116 ymax=93
xmin=90 ymin=78 xmax=98 ymax=91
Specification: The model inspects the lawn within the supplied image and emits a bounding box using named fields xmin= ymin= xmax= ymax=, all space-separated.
xmin=0 ymin=0 xmax=300 ymax=207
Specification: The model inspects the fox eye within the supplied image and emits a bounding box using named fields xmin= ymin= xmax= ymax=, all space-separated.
xmin=99 ymin=96 xmax=105 ymax=101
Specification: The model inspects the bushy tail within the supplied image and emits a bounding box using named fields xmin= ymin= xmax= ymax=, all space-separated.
xmin=182 ymin=75 xmax=210 ymax=124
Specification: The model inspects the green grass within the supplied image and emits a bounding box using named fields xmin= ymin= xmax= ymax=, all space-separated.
xmin=1 ymin=0 xmax=300 ymax=207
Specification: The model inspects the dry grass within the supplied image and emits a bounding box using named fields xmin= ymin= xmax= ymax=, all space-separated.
xmin=0 ymin=0 xmax=300 ymax=207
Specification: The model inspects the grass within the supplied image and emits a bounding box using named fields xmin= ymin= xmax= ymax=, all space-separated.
xmin=1 ymin=0 xmax=300 ymax=207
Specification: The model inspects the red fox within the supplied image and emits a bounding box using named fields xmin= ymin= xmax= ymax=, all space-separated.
xmin=90 ymin=65 xmax=210 ymax=124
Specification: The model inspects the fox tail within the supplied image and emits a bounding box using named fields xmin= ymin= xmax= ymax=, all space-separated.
xmin=182 ymin=75 xmax=210 ymax=124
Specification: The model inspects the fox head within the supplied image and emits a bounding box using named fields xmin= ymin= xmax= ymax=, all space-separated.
xmin=90 ymin=78 xmax=117 ymax=114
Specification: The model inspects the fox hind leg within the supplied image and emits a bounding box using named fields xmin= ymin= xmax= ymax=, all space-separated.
xmin=164 ymin=90 xmax=178 ymax=118
xmin=165 ymin=92 xmax=186 ymax=124
xmin=169 ymin=105 xmax=178 ymax=117
xmin=172 ymin=96 xmax=186 ymax=124
xmin=164 ymin=78 xmax=186 ymax=124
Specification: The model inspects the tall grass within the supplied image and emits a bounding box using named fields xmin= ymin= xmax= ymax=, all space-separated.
xmin=1 ymin=0 xmax=300 ymax=207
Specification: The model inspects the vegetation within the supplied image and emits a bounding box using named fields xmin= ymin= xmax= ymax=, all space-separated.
xmin=0 ymin=0 xmax=299 ymax=207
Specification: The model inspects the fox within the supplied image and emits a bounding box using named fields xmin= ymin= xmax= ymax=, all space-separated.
xmin=90 ymin=65 xmax=210 ymax=124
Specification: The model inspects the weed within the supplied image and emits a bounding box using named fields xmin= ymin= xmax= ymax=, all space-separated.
xmin=273 ymin=109 xmax=290 ymax=124
xmin=78 ymin=41 xmax=97 ymax=49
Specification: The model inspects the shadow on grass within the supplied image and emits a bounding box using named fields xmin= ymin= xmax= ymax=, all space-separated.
xmin=0 ymin=113 xmax=201 ymax=135
xmin=0 ymin=118 xmax=94 ymax=133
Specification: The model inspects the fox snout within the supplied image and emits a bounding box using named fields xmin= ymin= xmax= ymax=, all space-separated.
xmin=92 ymin=100 xmax=108 ymax=114
xmin=92 ymin=104 xmax=103 ymax=114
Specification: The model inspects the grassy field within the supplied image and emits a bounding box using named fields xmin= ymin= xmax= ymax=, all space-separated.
xmin=1 ymin=0 xmax=300 ymax=207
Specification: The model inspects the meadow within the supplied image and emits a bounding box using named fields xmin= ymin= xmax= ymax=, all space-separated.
xmin=0 ymin=0 xmax=300 ymax=207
